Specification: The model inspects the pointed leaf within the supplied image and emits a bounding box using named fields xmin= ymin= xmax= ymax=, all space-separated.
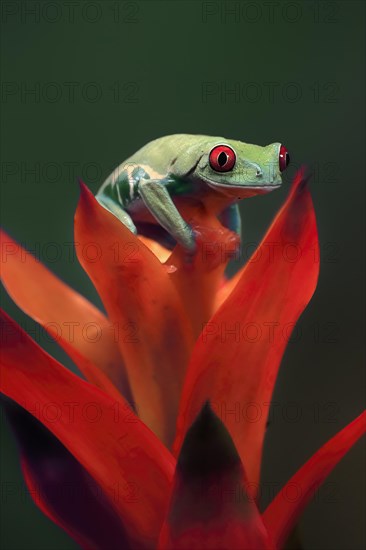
xmin=159 ymin=403 xmax=274 ymax=550
xmin=0 ymin=230 xmax=130 ymax=401
xmin=263 ymin=411 xmax=366 ymax=549
xmin=0 ymin=309 xmax=174 ymax=548
xmin=3 ymin=399 xmax=131 ymax=549
xmin=74 ymin=182 xmax=194 ymax=447
xmin=174 ymin=171 xmax=320 ymax=486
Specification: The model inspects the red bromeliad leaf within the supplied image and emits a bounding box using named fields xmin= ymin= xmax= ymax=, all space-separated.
xmin=0 ymin=309 xmax=175 ymax=548
xmin=174 ymin=171 xmax=320 ymax=486
xmin=74 ymin=182 xmax=194 ymax=447
xmin=167 ymin=204 xmax=240 ymax=340
xmin=4 ymin=400 xmax=131 ymax=550
xmin=214 ymin=272 xmax=241 ymax=312
xmin=159 ymin=403 xmax=274 ymax=550
xmin=139 ymin=236 xmax=171 ymax=264
xmin=0 ymin=230 xmax=130 ymax=402
xmin=263 ymin=410 xmax=366 ymax=549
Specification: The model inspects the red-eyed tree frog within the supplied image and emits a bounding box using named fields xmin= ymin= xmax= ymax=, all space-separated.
xmin=96 ymin=134 xmax=290 ymax=251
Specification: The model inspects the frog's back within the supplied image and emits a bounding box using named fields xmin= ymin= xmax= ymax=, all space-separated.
xmin=97 ymin=134 xmax=217 ymax=207
xmin=125 ymin=134 xmax=216 ymax=173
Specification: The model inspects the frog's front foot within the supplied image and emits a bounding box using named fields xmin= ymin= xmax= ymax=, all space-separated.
xmin=139 ymin=178 xmax=197 ymax=253
xmin=178 ymin=223 xmax=197 ymax=254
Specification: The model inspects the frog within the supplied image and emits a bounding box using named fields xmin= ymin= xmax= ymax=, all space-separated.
xmin=95 ymin=134 xmax=290 ymax=251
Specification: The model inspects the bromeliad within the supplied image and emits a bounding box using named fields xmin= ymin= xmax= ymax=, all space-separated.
xmin=0 ymin=164 xmax=364 ymax=549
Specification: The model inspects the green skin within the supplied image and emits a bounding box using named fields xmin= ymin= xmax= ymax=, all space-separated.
xmin=96 ymin=134 xmax=284 ymax=251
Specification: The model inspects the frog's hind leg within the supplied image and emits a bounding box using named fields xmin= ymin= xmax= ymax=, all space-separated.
xmin=138 ymin=178 xmax=196 ymax=252
xmin=95 ymin=194 xmax=137 ymax=234
xmin=218 ymin=203 xmax=242 ymax=239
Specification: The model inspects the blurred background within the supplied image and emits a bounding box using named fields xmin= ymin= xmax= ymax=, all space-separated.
xmin=1 ymin=1 xmax=365 ymax=548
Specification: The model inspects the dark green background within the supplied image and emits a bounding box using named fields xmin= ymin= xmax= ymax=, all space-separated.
xmin=1 ymin=1 xmax=365 ymax=548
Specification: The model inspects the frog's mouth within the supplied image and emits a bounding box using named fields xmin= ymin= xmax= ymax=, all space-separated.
xmin=203 ymin=178 xmax=281 ymax=197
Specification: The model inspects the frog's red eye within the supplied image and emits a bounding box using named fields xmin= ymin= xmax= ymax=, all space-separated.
xmin=209 ymin=145 xmax=236 ymax=172
xmin=279 ymin=144 xmax=290 ymax=172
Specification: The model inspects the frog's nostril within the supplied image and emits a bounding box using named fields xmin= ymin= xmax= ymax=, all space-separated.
xmin=256 ymin=168 xmax=262 ymax=177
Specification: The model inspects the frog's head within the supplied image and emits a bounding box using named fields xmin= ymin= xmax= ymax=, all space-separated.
xmin=190 ymin=137 xmax=290 ymax=199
